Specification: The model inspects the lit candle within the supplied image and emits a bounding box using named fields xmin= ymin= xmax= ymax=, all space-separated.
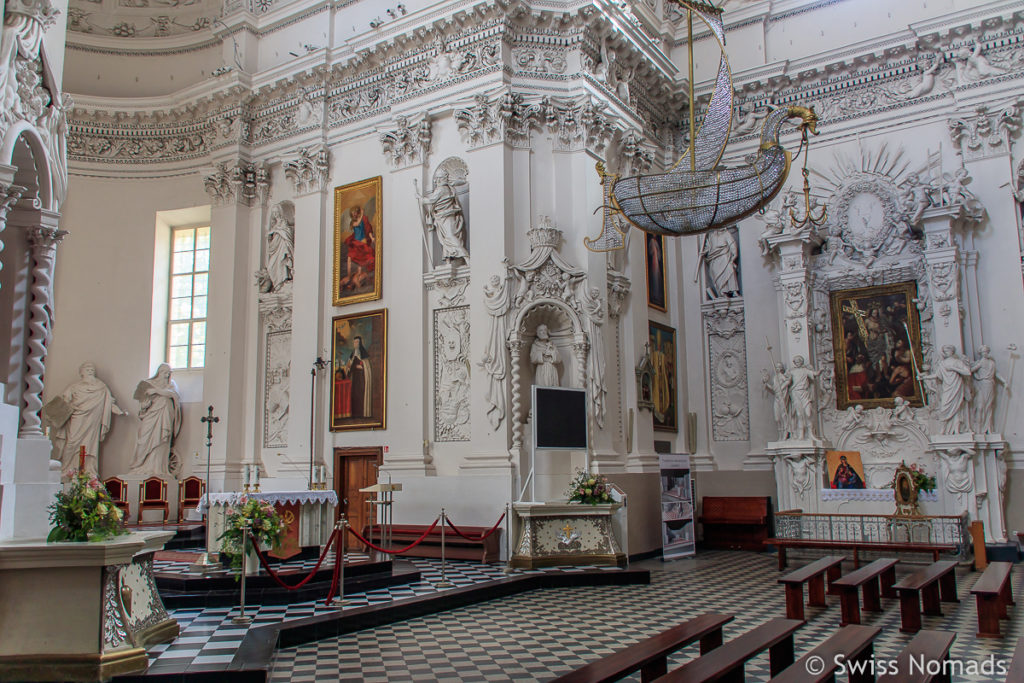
xmin=243 ymin=464 xmax=250 ymax=489
xmin=253 ymin=464 xmax=261 ymax=488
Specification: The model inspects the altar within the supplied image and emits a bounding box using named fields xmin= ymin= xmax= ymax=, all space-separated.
xmin=200 ymin=490 xmax=338 ymax=561
xmin=511 ymin=502 xmax=626 ymax=569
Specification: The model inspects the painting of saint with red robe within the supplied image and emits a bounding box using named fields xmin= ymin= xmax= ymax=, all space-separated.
xmin=330 ymin=310 xmax=387 ymax=431
xmin=334 ymin=177 xmax=383 ymax=306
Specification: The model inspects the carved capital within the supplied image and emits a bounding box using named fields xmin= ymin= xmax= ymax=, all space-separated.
xmin=283 ymin=146 xmax=330 ymax=195
xmin=949 ymin=103 xmax=1021 ymax=161
xmin=26 ymin=226 xmax=68 ymax=253
xmin=203 ymin=160 xmax=262 ymax=206
xmin=379 ymin=113 xmax=431 ymax=169
xmin=606 ymin=270 xmax=631 ymax=319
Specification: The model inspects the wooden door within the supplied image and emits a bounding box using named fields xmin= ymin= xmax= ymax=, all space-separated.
xmin=334 ymin=447 xmax=382 ymax=551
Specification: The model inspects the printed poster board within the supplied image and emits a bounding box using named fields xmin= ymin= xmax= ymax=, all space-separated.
xmin=660 ymin=453 xmax=695 ymax=559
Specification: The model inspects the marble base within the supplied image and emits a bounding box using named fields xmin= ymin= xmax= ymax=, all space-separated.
xmin=511 ymin=502 xmax=626 ymax=569
xmin=0 ymin=530 xmax=178 ymax=682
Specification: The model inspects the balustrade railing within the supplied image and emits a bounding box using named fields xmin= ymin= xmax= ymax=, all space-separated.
xmin=775 ymin=510 xmax=969 ymax=558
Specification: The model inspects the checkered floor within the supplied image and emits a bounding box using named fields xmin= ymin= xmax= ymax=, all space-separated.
xmin=268 ymin=552 xmax=1023 ymax=682
xmin=146 ymin=556 xmax=612 ymax=675
xmin=153 ymin=550 xmax=372 ymax=579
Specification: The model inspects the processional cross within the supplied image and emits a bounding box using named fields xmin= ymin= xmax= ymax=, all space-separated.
xmin=201 ymin=405 xmax=220 ymax=447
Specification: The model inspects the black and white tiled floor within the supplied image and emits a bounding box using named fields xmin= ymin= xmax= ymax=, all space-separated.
xmin=268 ymin=552 xmax=1023 ymax=682
xmin=145 ymin=555 xmax=611 ymax=675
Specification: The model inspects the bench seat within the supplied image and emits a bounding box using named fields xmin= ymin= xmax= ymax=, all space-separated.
xmin=971 ymin=561 xmax=1014 ymax=638
xmin=832 ymin=558 xmax=898 ymax=626
xmin=767 ymin=537 xmax=953 ymax=571
xmin=877 ymin=630 xmax=956 ymax=682
xmin=893 ymin=561 xmax=959 ymax=634
xmin=769 ymin=624 xmax=880 ymax=683
xmin=778 ymin=555 xmax=845 ymax=621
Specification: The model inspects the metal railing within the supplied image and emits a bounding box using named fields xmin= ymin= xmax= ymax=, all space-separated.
xmin=774 ymin=509 xmax=969 ymax=557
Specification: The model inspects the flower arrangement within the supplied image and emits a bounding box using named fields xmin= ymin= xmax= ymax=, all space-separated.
xmin=47 ymin=471 xmax=127 ymax=542
xmin=566 ymin=469 xmax=614 ymax=505
xmin=218 ymin=497 xmax=287 ymax=572
xmin=885 ymin=462 xmax=937 ymax=493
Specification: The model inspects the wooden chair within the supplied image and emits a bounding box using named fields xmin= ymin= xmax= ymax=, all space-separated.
xmin=104 ymin=477 xmax=130 ymax=522
xmin=138 ymin=477 xmax=169 ymax=525
xmin=177 ymin=476 xmax=206 ymax=523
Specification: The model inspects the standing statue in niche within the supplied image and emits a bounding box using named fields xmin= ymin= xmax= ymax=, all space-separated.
xmin=530 ymin=324 xmax=561 ymax=387
xmin=45 ymin=362 xmax=128 ymax=477
xmin=129 ymin=363 xmax=182 ymax=476
xmin=702 ymin=228 xmax=740 ymax=298
xmin=417 ymin=169 xmax=469 ymax=262
xmin=922 ymin=345 xmax=973 ymax=434
xmin=265 ymin=202 xmax=295 ymax=291
xmin=971 ymin=345 xmax=1006 ymax=434
xmin=762 ymin=363 xmax=792 ymax=440
xmin=787 ymin=355 xmax=821 ymax=440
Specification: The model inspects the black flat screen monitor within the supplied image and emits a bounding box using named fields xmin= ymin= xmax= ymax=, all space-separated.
xmin=533 ymin=386 xmax=587 ymax=450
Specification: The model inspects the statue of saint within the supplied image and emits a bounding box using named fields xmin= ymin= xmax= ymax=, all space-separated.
xmin=922 ymin=345 xmax=973 ymax=435
xmin=762 ymin=363 xmax=791 ymax=440
xmin=787 ymin=355 xmax=821 ymax=440
xmin=265 ymin=202 xmax=294 ymax=291
xmin=530 ymin=324 xmax=561 ymax=387
xmin=971 ymin=345 xmax=1006 ymax=434
xmin=702 ymin=228 xmax=740 ymax=298
xmin=45 ymin=362 xmax=127 ymax=477
xmin=418 ymin=169 xmax=469 ymax=262
xmin=129 ymin=363 xmax=182 ymax=476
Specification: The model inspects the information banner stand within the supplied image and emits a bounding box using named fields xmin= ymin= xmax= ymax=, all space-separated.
xmin=659 ymin=454 xmax=695 ymax=559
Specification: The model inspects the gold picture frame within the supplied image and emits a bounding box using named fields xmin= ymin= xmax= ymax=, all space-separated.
xmin=649 ymin=321 xmax=678 ymax=432
xmin=330 ymin=309 xmax=387 ymax=431
xmin=645 ymin=232 xmax=667 ymax=312
xmin=829 ymin=280 xmax=925 ymax=411
xmin=333 ymin=177 xmax=383 ymax=306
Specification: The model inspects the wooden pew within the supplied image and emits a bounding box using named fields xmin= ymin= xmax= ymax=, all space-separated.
xmin=700 ymin=496 xmax=771 ymax=551
xmin=832 ymin=558 xmax=898 ymax=626
xmin=769 ymin=624 xmax=880 ymax=683
xmin=971 ymin=561 xmax=1014 ymax=638
xmin=893 ymin=561 xmax=959 ymax=634
xmin=877 ymin=630 xmax=956 ymax=683
xmin=551 ymin=613 xmax=733 ymax=683
xmin=778 ymin=555 xmax=845 ymax=621
xmin=652 ymin=618 xmax=803 ymax=681
xmin=768 ymin=537 xmax=951 ymax=571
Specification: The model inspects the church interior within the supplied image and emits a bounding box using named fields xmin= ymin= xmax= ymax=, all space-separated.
xmin=2 ymin=0 xmax=1024 ymax=680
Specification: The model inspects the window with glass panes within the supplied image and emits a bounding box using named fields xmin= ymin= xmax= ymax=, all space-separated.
xmin=168 ymin=226 xmax=209 ymax=369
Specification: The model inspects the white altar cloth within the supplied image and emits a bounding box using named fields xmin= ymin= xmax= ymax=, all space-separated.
xmin=202 ymin=490 xmax=337 ymax=557
xmin=197 ymin=489 xmax=338 ymax=514
xmin=820 ymin=488 xmax=939 ymax=503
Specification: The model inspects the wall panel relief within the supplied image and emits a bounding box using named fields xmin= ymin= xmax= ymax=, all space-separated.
xmin=261 ymin=303 xmax=291 ymax=449
xmin=433 ymin=306 xmax=470 ymax=442
xmin=704 ymin=306 xmax=749 ymax=442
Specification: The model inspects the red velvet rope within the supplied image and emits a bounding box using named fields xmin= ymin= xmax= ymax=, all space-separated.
xmin=346 ymin=517 xmax=440 ymax=554
xmin=444 ymin=511 xmax=506 ymax=541
xmin=248 ymin=529 xmax=338 ymax=591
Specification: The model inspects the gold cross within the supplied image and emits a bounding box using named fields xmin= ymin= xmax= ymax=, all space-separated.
xmin=561 ymin=523 xmax=574 ymax=537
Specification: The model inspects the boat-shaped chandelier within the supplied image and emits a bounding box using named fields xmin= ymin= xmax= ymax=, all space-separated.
xmin=586 ymin=0 xmax=822 ymax=252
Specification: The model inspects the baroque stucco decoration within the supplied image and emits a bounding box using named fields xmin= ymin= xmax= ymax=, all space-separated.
xmin=283 ymin=145 xmax=330 ymax=196
xmin=481 ymin=219 xmax=607 ymax=454
xmin=704 ymin=306 xmax=750 ymax=442
xmin=434 ymin=306 xmax=470 ymax=442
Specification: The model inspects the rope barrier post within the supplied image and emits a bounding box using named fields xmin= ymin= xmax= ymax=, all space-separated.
xmin=327 ymin=516 xmax=347 ymax=608
xmin=435 ymin=508 xmax=452 ymax=588
xmin=232 ymin=519 xmax=253 ymax=625
xmin=503 ymin=501 xmax=515 ymax=574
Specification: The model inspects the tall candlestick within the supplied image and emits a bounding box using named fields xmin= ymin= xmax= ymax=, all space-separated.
xmin=243 ymin=464 xmax=251 ymax=491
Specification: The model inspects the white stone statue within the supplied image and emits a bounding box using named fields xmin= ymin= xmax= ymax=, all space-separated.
xmin=129 ymin=363 xmax=183 ymax=476
xmin=935 ymin=446 xmax=975 ymax=510
xmin=901 ymin=55 xmax=942 ymax=100
xmin=971 ymin=345 xmax=1006 ymax=434
xmin=265 ymin=202 xmax=295 ymax=291
xmin=482 ymin=273 xmax=511 ymax=430
xmin=902 ymin=172 xmax=935 ymax=225
xmin=762 ymin=363 xmax=792 ymax=440
xmin=783 ymin=452 xmax=814 ymax=495
xmin=46 ymin=362 xmax=127 ymax=477
xmin=787 ymin=355 xmax=821 ymax=440
xmin=530 ymin=324 xmax=561 ymax=387
xmin=702 ymin=228 xmax=739 ymax=298
xmin=581 ymin=286 xmax=607 ymax=428
xmin=418 ymin=169 xmax=469 ymax=262
xmin=953 ymin=41 xmax=1005 ymax=85
xmin=922 ymin=344 xmax=973 ymax=435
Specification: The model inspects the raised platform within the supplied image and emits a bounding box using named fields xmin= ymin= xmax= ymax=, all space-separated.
xmin=155 ymin=551 xmax=418 ymax=608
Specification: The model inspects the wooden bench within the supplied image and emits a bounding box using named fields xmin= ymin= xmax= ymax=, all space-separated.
xmin=769 ymin=624 xmax=880 ymax=682
xmin=652 ymin=618 xmax=802 ymax=682
xmin=551 ymin=613 xmax=733 ymax=683
xmin=361 ymin=523 xmax=501 ymax=563
xmin=971 ymin=560 xmax=1014 ymax=638
xmin=700 ymin=496 xmax=771 ymax=551
xmin=768 ymin=537 xmax=952 ymax=571
xmin=877 ymin=630 xmax=956 ymax=682
xmin=893 ymin=561 xmax=959 ymax=634
xmin=832 ymin=558 xmax=898 ymax=626
xmin=778 ymin=555 xmax=845 ymax=621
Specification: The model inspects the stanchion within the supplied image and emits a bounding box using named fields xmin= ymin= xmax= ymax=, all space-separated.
xmin=435 ymin=507 xmax=453 ymax=588
xmin=503 ymin=501 xmax=515 ymax=574
xmin=232 ymin=519 xmax=253 ymax=625
xmin=327 ymin=516 xmax=348 ymax=607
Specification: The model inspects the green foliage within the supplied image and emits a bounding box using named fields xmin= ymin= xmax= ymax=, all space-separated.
xmin=218 ymin=497 xmax=287 ymax=574
xmin=47 ymin=472 xmax=128 ymax=543
xmin=566 ymin=469 xmax=614 ymax=505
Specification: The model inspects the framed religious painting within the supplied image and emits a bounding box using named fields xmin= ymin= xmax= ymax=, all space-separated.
xmin=645 ymin=232 xmax=667 ymax=311
xmin=829 ymin=280 xmax=925 ymax=411
xmin=825 ymin=450 xmax=867 ymax=490
xmin=330 ymin=309 xmax=387 ymax=431
xmin=333 ymin=177 xmax=383 ymax=306
xmin=648 ymin=321 xmax=678 ymax=432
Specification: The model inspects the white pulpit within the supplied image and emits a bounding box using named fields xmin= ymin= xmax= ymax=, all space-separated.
xmin=200 ymin=490 xmax=338 ymax=561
